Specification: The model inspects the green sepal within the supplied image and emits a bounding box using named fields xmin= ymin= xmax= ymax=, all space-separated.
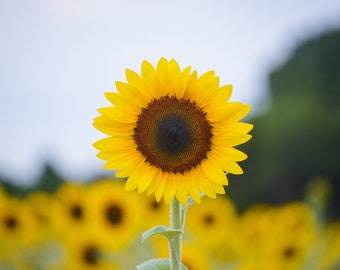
xmin=183 ymin=192 xmax=205 ymax=211
xmin=135 ymin=258 xmax=188 ymax=270
xmin=141 ymin=225 xmax=182 ymax=243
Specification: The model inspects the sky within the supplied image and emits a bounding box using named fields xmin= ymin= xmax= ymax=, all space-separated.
xmin=1 ymin=0 xmax=340 ymax=186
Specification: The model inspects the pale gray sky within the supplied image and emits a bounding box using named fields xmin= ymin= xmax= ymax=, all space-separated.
xmin=1 ymin=0 xmax=340 ymax=185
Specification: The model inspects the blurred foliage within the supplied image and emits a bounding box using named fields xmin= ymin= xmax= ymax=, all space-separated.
xmin=229 ymin=28 xmax=340 ymax=219
xmin=0 ymin=164 xmax=65 ymax=198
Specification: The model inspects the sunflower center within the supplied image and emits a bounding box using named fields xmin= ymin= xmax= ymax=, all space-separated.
xmin=283 ymin=246 xmax=296 ymax=259
xmin=70 ymin=204 xmax=83 ymax=220
xmin=83 ymin=245 xmax=100 ymax=265
xmin=158 ymin=115 xmax=191 ymax=154
xmin=5 ymin=215 xmax=18 ymax=230
xmin=134 ymin=95 xmax=213 ymax=174
xmin=150 ymin=199 xmax=161 ymax=210
xmin=203 ymin=213 xmax=215 ymax=226
xmin=105 ymin=204 xmax=123 ymax=225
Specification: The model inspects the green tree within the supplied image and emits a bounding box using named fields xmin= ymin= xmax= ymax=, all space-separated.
xmin=0 ymin=163 xmax=64 ymax=197
xmin=228 ymin=29 xmax=340 ymax=219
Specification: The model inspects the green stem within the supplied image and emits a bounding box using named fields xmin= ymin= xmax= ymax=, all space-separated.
xmin=169 ymin=197 xmax=182 ymax=270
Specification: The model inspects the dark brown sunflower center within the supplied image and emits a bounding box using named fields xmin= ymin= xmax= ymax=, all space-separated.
xmin=150 ymin=199 xmax=161 ymax=211
xmin=134 ymin=95 xmax=213 ymax=174
xmin=158 ymin=115 xmax=191 ymax=154
xmin=203 ymin=213 xmax=215 ymax=226
xmin=105 ymin=204 xmax=123 ymax=225
xmin=83 ymin=245 xmax=100 ymax=265
xmin=283 ymin=246 xmax=296 ymax=259
xmin=5 ymin=215 xmax=18 ymax=230
xmin=70 ymin=204 xmax=83 ymax=220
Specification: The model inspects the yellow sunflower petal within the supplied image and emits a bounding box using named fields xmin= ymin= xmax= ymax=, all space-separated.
xmin=185 ymin=173 xmax=202 ymax=204
xmin=104 ymin=92 xmax=141 ymax=115
xmin=104 ymin=152 xmax=140 ymax=171
xmin=183 ymin=70 xmax=198 ymax=100
xmin=204 ymin=84 xmax=232 ymax=110
xmin=163 ymin=173 xmax=177 ymax=204
xmin=113 ymin=156 xmax=144 ymax=178
xmin=141 ymin=60 xmax=159 ymax=97
xmin=209 ymin=152 xmax=244 ymax=175
xmin=115 ymin=81 xmax=147 ymax=107
xmin=125 ymin=68 xmax=143 ymax=89
xmin=94 ymin=137 xmax=135 ymax=153
xmin=146 ymin=169 xmax=163 ymax=196
xmin=195 ymin=71 xmax=220 ymax=108
xmin=156 ymin=57 xmax=170 ymax=93
xmin=124 ymin=160 xmax=148 ymax=191
xmin=215 ymin=122 xmax=253 ymax=136
xmin=207 ymin=102 xmax=244 ymax=123
xmin=97 ymin=148 xmax=136 ymax=161
xmin=166 ymin=59 xmax=181 ymax=97
xmin=200 ymin=159 xmax=229 ymax=185
xmin=176 ymin=66 xmax=191 ymax=99
xmin=210 ymin=181 xmax=226 ymax=195
xmin=97 ymin=107 xmax=136 ymax=123
xmin=155 ymin=172 xmax=168 ymax=202
xmin=225 ymin=104 xmax=251 ymax=123
xmin=221 ymin=161 xmax=243 ymax=175
xmin=213 ymin=133 xmax=252 ymax=147
xmin=211 ymin=146 xmax=248 ymax=161
xmin=175 ymin=174 xmax=189 ymax=205
xmin=138 ymin=165 xmax=158 ymax=194
xmin=193 ymin=167 xmax=217 ymax=198
xmin=217 ymin=84 xmax=233 ymax=102
xmin=93 ymin=137 xmax=117 ymax=150
xmin=93 ymin=116 xmax=134 ymax=132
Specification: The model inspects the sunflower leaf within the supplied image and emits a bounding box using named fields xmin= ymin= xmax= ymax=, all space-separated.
xmin=135 ymin=258 xmax=188 ymax=270
xmin=141 ymin=225 xmax=182 ymax=243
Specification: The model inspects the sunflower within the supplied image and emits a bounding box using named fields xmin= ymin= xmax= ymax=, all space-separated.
xmin=238 ymin=204 xmax=278 ymax=258
xmin=270 ymin=202 xmax=317 ymax=270
xmin=86 ymin=179 xmax=142 ymax=250
xmin=140 ymin=193 xmax=169 ymax=229
xmin=93 ymin=58 xmax=253 ymax=205
xmin=185 ymin=195 xmax=239 ymax=255
xmin=239 ymin=202 xmax=317 ymax=269
xmin=25 ymin=191 xmax=57 ymax=240
xmin=180 ymin=243 xmax=211 ymax=270
xmin=0 ymin=194 xmax=36 ymax=246
xmin=52 ymin=182 xmax=91 ymax=236
xmin=62 ymin=228 xmax=119 ymax=270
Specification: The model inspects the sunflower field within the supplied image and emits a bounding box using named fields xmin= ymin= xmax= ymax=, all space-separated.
xmin=0 ymin=178 xmax=339 ymax=270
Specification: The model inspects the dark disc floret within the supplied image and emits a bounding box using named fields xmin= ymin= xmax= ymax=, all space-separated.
xmin=157 ymin=114 xmax=191 ymax=154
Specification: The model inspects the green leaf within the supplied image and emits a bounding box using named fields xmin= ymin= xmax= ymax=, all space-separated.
xmin=136 ymin=258 xmax=171 ymax=270
xmin=136 ymin=258 xmax=188 ymax=270
xmin=141 ymin=225 xmax=182 ymax=243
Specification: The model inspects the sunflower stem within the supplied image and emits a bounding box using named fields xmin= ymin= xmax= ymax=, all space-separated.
xmin=169 ymin=197 xmax=182 ymax=270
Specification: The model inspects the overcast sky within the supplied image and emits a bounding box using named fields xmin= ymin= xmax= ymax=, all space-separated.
xmin=1 ymin=0 xmax=340 ymax=185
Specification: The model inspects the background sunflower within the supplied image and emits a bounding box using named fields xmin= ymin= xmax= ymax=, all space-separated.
xmin=86 ymin=180 xmax=143 ymax=251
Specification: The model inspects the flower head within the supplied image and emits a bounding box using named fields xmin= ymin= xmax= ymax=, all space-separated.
xmin=93 ymin=58 xmax=253 ymax=204
xmin=62 ymin=228 xmax=118 ymax=270
xmin=86 ymin=180 xmax=142 ymax=250
xmin=53 ymin=182 xmax=90 ymax=231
